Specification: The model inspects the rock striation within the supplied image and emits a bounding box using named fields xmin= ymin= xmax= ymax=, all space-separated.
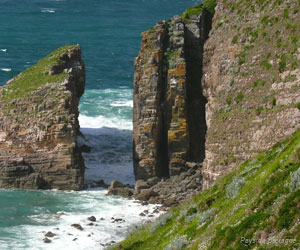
xmin=133 ymin=5 xmax=212 ymax=182
xmin=0 ymin=45 xmax=86 ymax=190
xmin=133 ymin=0 xmax=300 ymax=201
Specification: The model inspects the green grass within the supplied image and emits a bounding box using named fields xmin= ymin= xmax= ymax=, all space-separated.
xmin=181 ymin=0 xmax=217 ymax=23
xmin=1 ymin=45 xmax=78 ymax=102
xmin=111 ymin=129 xmax=300 ymax=250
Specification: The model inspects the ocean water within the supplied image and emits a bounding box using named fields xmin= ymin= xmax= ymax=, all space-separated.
xmin=0 ymin=0 xmax=198 ymax=249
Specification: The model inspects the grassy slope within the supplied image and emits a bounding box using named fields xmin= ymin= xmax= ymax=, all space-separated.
xmin=112 ymin=129 xmax=300 ymax=250
xmin=0 ymin=45 xmax=78 ymax=101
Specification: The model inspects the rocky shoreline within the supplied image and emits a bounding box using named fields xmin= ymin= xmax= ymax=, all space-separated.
xmin=105 ymin=161 xmax=202 ymax=207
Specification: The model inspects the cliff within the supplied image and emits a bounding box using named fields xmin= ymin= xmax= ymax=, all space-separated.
xmin=133 ymin=0 xmax=300 ymax=196
xmin=0 ymin=45 xmax=86 ymax=190
xmin=202 ymin=0 xmax=300 ymax=189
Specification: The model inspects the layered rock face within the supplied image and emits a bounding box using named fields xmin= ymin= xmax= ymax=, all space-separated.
xmin=134 ymin=0 xmax=300 ymax=194
xmin=133 ymin=6 xmax=212 ymax=181
xmin=0 ymin=45 xmax=86 ymax=190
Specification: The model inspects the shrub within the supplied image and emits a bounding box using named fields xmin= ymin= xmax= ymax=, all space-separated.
xmin=226 ymin=97 xmax=232 ymax=105
xmin=203 ymin=0 xmax=217 ymax=15
xmin=279 ymin=55 xmax=287 ymax=72
xmin=164 ymin=235 xmax=189 ymax=250
xmin=126 ymin=223 xmax=144 ymax=237
xmin=232 ymin=35 xmax=238 ymax=44
xmin=150 ymin=213 xmax=173 ymax=233
xmin=198 ymin=207 xmax=217 ymax=226
xmin=261 ymin=60 xmax=272 ymax=70
xmin=226 ymin=177 xmax=246 ymax=199
xmin=235 ymin=92 xmax=244 ymax=102
xmin=184 ymin=204 xmax=199 ymax=222
xmin=283 ymin=8 xmax=289 ymax=19
xmin=289 ymin=167 xmax=300 ymax=191
xmin=272 ymin=97 xmax=276 ymax=106
xmin=185 ymin=213 xmax=198 ymax=223
xmin=296 ymin=102 xmax=300 ymax=111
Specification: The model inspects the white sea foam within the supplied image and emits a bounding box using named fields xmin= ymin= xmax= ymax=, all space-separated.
xmin=79 ymin=114 xmax=132 ymax=130
xmin=110 ymin=100 xmax=133 ymax=107
xmin=0 ymin=68 xmax=11 ymax=72
xmin=41 ymin=8 xmax=56 ymax=13
xmin=78 ymin=126 xmax=133 ymax=185
xmin=2 ymin=190 xmax=163 ymax=250
xmin=0 ymin=49 xmax=7 ymax=52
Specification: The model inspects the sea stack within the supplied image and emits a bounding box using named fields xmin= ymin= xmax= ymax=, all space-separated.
xmin=0 ymin=45 xmax=86 ymax=190
xmin=133 ymin=5 xmax=212 ymax=181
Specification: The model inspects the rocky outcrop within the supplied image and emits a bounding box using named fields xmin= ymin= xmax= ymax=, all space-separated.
xmin=0 ymin=45 xmax=86 ymax=190
xmin=134 ymin=162 xmax=202 ymax=206
xmin=133 ymin=0 xmax=300 ymax=196
xmin=133 ymin=5 xmax=212 ymax=181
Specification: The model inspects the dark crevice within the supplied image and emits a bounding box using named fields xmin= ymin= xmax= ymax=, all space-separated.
xmin=185 ymin=9 xmax=213 ymax=163
xmin=156 ymin=23 xmax=170 ymax=178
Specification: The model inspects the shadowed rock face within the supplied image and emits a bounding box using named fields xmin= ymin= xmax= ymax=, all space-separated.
xmin=133 ymin=6 xmax=212 ymax=181
xmin=0 ymin=45 xmax=86 ymax=190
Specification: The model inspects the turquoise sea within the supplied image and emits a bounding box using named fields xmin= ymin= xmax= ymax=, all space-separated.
xmin=0 ymin=0 xmax=198 ymax=248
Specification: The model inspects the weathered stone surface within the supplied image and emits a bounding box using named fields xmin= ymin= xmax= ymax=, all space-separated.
xmin=133 ymin=162 xmax=203 ymax=206
xmin=133 ymin=6 xmax=212 ymax=181
xmin=0 ymin=45 xmax=86 ymax=190
xmin=71 ymin=224 xmax=83 ymax=231
xmin=107 ymin=180 xmax=134 ymax=198
xmin=201 ymin=1 xmax=300 ymax=189
xmin=133 ymin=21 xmax=169 ymax=180
xmin=134 ymin=180 xmax=149 ymax=193
xmin=133 ymin=0 xmax=300 ymax=199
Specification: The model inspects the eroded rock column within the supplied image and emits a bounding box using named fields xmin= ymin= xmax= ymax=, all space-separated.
xmin=133 ymin=6 xmax=213 ymax=181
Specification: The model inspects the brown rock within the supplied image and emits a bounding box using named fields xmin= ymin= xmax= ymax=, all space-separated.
xmin=44 ymin=231 xmax=56 ymax=238
xmin=110 ymin=180 xmax=124 ymax=189
xmin=0 ymin=45 xmax=86 ymax=190
xmin=107 ymin=182 xmax=134 ymax=198
xmin=71 ymin=224 xmax=83 ymax=231
xmin=87 ymin=216 xmax=96 ymax=222
xmin=134 ymin=180 xmax=149 ymax=193
xmin=163 ymin=198 xmax=177 ymax=207
xmin=43 ymin=238 xmax=51 ymax=243
xmin=132 ymin=9 xmax=211 ymax=183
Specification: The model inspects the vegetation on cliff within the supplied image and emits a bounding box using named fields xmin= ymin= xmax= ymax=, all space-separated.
xmin=202 ymin=0 xmax=300 ymax=177
xmin=1 ymin=45 xmax=77 ymax=101
xmin=0 ymin=45 xmax=85 ymax=190
xmin=111 ymin=129 xmax=300 ymax=250
xmin=181 ymin=0 xmax=216 ymax=22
